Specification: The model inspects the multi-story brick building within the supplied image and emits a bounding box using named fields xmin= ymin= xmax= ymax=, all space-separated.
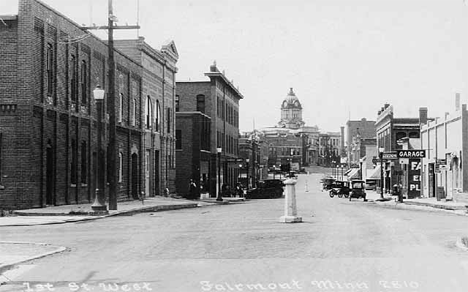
xmin=345 ymin=118 xmax=376 ymax=166
xmin=176 ymin=62 xmax=243 ymax=198
xmin=375 ymin=104 xmax=427 ymax=197
xmin=114 ymin=38 xmax=179 ymax=196
xmin=0 ymin=0 xmax=175 ymax=209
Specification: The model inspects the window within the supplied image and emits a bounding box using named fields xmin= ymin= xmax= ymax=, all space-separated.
xmin=175 ymin=95 xmax=180 ymax=112
xmin=167 ymin=108 xmax=171 ymax=133
xmin=118 ymin=152 xmax=123 ymax=183
xmin=70 ymin=55 xmax=77 ymax=104
xmin=155 ymin=100 xmax=161 ymax=132
xmin=146 ymin=96 xmax=152 ymax=129
xmin=119 ymin=93 xmax=123 ymax=123
xmin=81 ymin=141 xmax=87 ymax=184
xmin=71 ymin=139 xmax=77 ymax=185
xmin=176 ymin=130 xmax=182 ymax=149
xmin=46 ymin=43 xmax=54 ymax=96
xmin=131 ymin=98 xmax=136 ymax=126
xmin=81 ymin=60 xmax=88 ymax=105
xmin=196 ymin=94 xmax=205 ymax=113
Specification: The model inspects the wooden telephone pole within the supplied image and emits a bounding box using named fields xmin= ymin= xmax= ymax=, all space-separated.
xmin=83 ymin=0 xmax=139 ymax=210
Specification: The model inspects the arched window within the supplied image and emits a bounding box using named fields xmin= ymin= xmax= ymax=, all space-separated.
xmin=118 ymin=93 xmax=123 ymax=123
xmin=131 ymin=98 xmax=136 ymax=126
xmin=46 ymin=43 xmax=54 ymax=97
xmin=81 ymin=60 xmax=88 ymax=105
xmin=146 ymin=96 xmax=152 ymax=129
xmin=196 ymin=94 xmax=205 ymax=113
xmin=155 ymin=100 xmax=161 ymax=132
xmin=70 ymin=55 xmax=77 ymax=104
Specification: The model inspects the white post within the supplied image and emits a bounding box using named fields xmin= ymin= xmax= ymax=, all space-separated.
xmin=305 ymin=180 xmax=309 ymax=192
xmin=279 ymin=179 xmax=302 ymax=223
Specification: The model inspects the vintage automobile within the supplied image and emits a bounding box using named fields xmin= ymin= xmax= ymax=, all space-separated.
xmin=321 ymin=177 xmax=336 ymax=191
xmin=349 ymin=180 xmax=367 ymax=201
xmin=245 ymin=179 xmax=285 ymax=199
xmin=329 ymin=180 xmax=350 ymax=198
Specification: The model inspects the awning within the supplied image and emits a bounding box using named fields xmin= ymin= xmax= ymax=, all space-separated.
xmin=346 ymin=168 xmax=360 ymax=180
xmin=367 ymin=165 xmax=381 ymax=180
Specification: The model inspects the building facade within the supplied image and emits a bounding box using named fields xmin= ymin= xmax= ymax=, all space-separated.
xmin=345 ymin=118 xmax=376 ymax=166
xmin=260 ymin=88 xmax=321 ymax=168
xmin=420 ymin=98 xmax=468 ymax=203
xmin=0 ymin=0 xmax=174 ymax=209
xmin=375 ymin=104 xmax=426 ymax=197
xmin=176 ymin=62 xmax=243 ymax=198
xmin=114 ymin=38 xmax=179 ymax=197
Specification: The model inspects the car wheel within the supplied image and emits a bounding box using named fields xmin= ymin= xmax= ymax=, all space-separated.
xmin=329 ymin=191 xmax=334 ymax=198
xmin=338 ymin=193 xmax=343 ymax=198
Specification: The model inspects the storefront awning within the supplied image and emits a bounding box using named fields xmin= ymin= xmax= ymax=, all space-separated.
xmin=367 ymin=165 xmax=381 ymax=180
xmin=346 ymin=168 xmax=360 ymax=180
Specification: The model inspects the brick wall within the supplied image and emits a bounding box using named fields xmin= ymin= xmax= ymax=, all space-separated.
xmin=0 ymin=0 xmax=151 ymax=209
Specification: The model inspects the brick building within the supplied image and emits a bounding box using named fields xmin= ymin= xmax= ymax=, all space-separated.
xmin=114 ymin=38 xmax=179 ymax=197
xmin=0 ymin=0 xmax=174 ymax=209
xmin=375 ymin=104 xmax=427 ymax=197
xmin=345 ymin=118 xmax=376 ymax=166
xmin=176 ymin=62 xmax=243 ymax=198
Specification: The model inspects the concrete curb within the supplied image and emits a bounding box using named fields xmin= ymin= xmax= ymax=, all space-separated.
xmin=1 ymin=203 xmax=199 ymax=227
xmin=0 ymin=241 xmax=67 ymax=274
xmin=369 ymin=200 xmax=468 ymax=216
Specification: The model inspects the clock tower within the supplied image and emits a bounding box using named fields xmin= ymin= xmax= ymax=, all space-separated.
xmin=278 ymin=88 xmax=305 ymax=129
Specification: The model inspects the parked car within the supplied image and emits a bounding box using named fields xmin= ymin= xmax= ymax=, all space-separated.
xmin=349 ymin=180 xmax=367 ymax=201
xmin=245 ymin=179 xmax=285 ymax=199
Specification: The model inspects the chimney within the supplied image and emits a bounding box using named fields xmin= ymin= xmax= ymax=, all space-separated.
xmin=419 ymin=107 xmax=428 ymax=126
xmin=456 ymin=93 xmax=460 ymax=111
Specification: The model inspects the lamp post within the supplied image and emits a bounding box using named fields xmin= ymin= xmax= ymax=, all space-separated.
xmin=379 ymin=147 xmax=384 ymax=199
xmin=91 ymin=85 xmax=108 ymax=213
xmin=216 ymin=147 xmax=222 ymax=201
xmin=246 ymin=158 xmax=250 ymax=190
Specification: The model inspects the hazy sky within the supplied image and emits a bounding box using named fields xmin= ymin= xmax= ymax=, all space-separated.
xmin=2 ymin=0 xmax=468 ymax=132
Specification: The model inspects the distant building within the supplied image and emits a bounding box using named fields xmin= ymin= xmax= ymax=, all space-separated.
xmin=346 ymin=118 xmax=376 ymax=166
xmin=176 ymin=62 xmax=243 ymax=198
xmin=259 ymin=88 xmax=322 ymax=168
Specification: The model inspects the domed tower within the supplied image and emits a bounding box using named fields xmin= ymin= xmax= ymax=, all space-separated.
xmin=278 ymin=88 xmax=305 ymax=129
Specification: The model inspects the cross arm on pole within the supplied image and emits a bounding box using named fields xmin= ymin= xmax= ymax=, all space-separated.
xmin=81 ymin=25 xmax=140 ymax=30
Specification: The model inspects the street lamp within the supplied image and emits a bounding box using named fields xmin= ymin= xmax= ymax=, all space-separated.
xmin=246 ymin=158 xmax=250 ymax=190
xmin=91 ymin=84 xmax=108 ymax=213
xmin=216 ymin=147 xmax=222 ymax=201
xmin=379 ymin=147 xmax=384 ymax=199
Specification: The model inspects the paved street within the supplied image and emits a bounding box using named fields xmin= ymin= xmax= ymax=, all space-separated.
xmin=1 ymin=171 xmax=468 ymax=292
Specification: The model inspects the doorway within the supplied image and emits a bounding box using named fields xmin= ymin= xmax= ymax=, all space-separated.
xmin=131 ymin=153 xmax=138 ymax=199
xmin=46 ymin=141 xmax=55 ymax=205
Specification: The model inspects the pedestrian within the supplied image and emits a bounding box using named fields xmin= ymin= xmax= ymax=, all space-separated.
xmin=189 ymin=179 xmax=198 ymax=200
xmin=236 ymin=182 xmax=244 ymax=197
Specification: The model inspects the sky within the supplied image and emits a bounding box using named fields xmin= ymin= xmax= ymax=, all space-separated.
xmin=2 ymin=0 xmax=468 ymax=133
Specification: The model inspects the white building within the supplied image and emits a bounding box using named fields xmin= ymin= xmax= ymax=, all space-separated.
xmin=420 ymin=97 xmax=468 ymax=202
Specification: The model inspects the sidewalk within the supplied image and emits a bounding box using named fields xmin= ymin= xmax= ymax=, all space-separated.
xmin=0 ymin=196 xmax=236 ymax=227
xmin=366 ymin=190 xmax=468 ymax=214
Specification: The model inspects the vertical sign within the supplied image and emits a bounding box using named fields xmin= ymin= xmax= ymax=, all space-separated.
xmin=408 ymin=159 xmax=421 ymax=198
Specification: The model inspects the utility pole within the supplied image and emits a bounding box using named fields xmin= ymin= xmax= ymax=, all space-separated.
xmin=83 ymin=0 xmax=139 ymax=210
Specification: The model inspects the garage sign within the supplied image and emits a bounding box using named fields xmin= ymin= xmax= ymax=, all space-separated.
xmin=397 ymin=150 xmax=426 ymax=158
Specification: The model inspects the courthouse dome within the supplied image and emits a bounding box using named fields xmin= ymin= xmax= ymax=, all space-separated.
xmin=281 ymin=88 xmax=302 ymax=109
